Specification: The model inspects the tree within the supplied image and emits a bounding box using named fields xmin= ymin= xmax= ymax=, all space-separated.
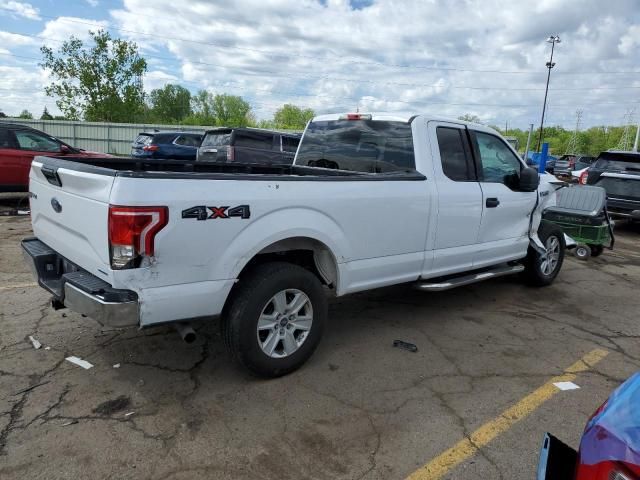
xmin=184 ymin=90 xmax=253 ymax=127
xmin=18 ymin=109 xmax=33 ymax=119
xmin=0 ymin=110 xmax=6 ymax=118
xmin=273 ymin=104 xmax=314 ymax=130
xmin=40 ymin=107 xmax=53 ymax=120
xmin=40 ymin=29 xmax=147 ymax=122
xmin=212 ymin=93 xmax=253 ymax=127
xmin=458 ymin=113 xmax=482 ymax=123
xmin=148 ymin=84 xmax=192 ymax=123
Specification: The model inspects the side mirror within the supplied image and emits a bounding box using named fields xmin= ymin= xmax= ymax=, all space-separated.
xmin=519 ymin=167 xmax=539 ymax=192
xmin=60 ymin=145 xmax=71 ymax=155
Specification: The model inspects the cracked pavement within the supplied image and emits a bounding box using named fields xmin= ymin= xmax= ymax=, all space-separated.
xmin=1 ymin=212 xmax=639 ymax=479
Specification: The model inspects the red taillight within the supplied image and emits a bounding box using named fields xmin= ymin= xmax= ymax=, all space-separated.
xmin=227 ymin=145 xmax=235 ymax=162
xmin=143 ymin=145 xmax=159 ymax=152
xmin=579 ymin=170 xmax=589 ymax=185
xmin=108 ymin=206 xmax=168 ymax=269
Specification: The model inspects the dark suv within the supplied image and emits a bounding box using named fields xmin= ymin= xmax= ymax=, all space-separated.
xmin=584 ymin=150 xmax=640 ymax=219
xmin=131 ymin=131 xmax=203 ymax=160
xmin=197 ymin=128 xmax=301 ymax=164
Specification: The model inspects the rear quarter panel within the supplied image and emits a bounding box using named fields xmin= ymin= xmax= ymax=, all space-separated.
xmin=109 ymin=175 xmax=430 ymax=296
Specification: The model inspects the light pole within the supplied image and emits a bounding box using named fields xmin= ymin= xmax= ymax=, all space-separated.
xmin=536 ymin=35 xmax=561 ymax=152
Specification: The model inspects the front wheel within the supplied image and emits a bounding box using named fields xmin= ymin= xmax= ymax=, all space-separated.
xmin=222 ymin=262 xmax=327 ymax=378
xmin=524 ymin=222 xmax=566 ymax=286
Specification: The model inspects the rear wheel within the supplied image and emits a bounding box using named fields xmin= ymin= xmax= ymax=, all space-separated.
xmin=222 ymin=262 xmax=327 ymax=378
xmin=589 ymin=245 xmax=604 ymax=257
xmin=524 ymin=222 xmax=565 ymax=286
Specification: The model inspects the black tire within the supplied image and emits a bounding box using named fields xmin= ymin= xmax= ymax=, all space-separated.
xmin=589 ymin=245 xmax=604 ymax=257
xmin=222 ymin=262 xmax=327 ymax=378
xmin=523 ymin=222 xmax=566 ymax=286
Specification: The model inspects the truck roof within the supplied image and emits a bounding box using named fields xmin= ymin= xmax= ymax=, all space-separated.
xmin=312 ymin=112 xmax=489 ymax=127
xmin=311 ymin=112 xmax=498 ymax=136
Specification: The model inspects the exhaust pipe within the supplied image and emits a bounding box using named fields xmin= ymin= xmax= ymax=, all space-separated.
xmin=174 ymin=322 xmax=196 ymax=344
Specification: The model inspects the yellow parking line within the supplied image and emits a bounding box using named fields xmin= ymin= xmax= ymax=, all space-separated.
xmin=406 ymin=348 xmax=609 ymax=480
xmin=0 ymin=283 xmax=38 ymax=291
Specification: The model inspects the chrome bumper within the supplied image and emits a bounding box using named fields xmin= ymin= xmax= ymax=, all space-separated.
xmin=21 ymin=237 xmax=139 ymax=328
xmin=63 ymin=283 xmax=139 ymax=328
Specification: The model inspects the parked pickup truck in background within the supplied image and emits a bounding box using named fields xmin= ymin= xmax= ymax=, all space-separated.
xmin=22 ymin=112 xmax=565 ymax=377
xmin=197 ymin=127 xmax=301 ymax=164
xmin=581 ymin=150 xmax=640 ymax=219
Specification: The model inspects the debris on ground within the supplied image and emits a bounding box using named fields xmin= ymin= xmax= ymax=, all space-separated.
xmin=124 ymin=412 xmax=135 ymax=418
xmin=92 ymin=396 xmax=131 ymax=415
xmin=28 ymin=335 xmax=42 ymax=349
xmin=61 ymin=420 xmax=78 ymax=427
xmin=553 ymin=381 xmax=581 ymax=391
xmin=65 ymin=356 xmax=94 ymax=370
xmin=393 ymin=340 xmax=418 ymax=353
xmin=113 ymin=363 xmax=120 ymax=368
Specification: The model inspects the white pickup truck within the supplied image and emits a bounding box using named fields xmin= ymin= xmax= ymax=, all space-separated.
xmin=22 ymin=113 xmax=566 ymax=377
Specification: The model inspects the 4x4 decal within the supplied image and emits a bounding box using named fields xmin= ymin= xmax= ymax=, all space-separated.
xmin=182 ymin=205 xmax=251 ymax=220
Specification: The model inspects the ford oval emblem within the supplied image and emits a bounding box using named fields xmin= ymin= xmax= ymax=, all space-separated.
xmin=51 ymin=198 xmax=62 ymax=213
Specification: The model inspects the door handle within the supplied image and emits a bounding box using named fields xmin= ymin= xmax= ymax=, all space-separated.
xmin=486 ymin=198 xmax=500 ymax=208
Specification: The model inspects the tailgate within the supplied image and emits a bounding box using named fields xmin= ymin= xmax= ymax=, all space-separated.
xmin=29 ymin=157 xmax=115 ymax=282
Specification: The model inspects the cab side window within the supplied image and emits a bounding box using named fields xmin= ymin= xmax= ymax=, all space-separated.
xmin=436 ymin=127 xmax=475 ymax=181
xmin=474 ymin=131 xmax=522 ymax=187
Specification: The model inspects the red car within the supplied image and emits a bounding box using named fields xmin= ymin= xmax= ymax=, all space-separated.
xmin=0 ymin=123 xmax=108 ymax=192
xmin=538 ymin=372 xmax=640 ymax=479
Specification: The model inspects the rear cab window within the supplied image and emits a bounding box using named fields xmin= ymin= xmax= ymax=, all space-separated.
xmin=295 ymin=119 xmax=415 ymax=173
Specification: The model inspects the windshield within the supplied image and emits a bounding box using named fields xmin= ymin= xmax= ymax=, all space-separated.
xmin=202 ymin=133 xmax=231 ymax=147
xmin=295 ymin=119 xmax=415 ymax=173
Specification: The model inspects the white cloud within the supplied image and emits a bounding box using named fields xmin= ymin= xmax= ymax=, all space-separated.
xmin=0 ymin=0 xmax=40 ymax=20
xmin=104 ymin=0 xmax=640 ymax=127
xmin=2 ymin=0 xmax=640 ymax=126
xmin=41 ymin=16 xmax=109 ymax=43
xmin=87 ymin=0 xmax=99 ymax=6
xmin=0 ymin=30 xmax=38 ymax=48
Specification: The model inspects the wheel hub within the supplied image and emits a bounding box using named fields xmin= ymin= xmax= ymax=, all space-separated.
xmin=257 ymin=289 xmax=314 ymax=358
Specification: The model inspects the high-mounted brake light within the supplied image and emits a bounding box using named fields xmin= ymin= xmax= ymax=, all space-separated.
xmin=340 ymin=113 xmax=372 ymax=121
xmin=143 ymin=145 xmax=159 ymax=152
xmin=227 ymin=145 xmax=235 ymax=162
xmin=108 ymin=206 xmax=168 ymax=269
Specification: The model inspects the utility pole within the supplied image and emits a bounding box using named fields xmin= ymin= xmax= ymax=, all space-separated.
xmin=536 ymin=35 xmax=561 ymax=152
xmin=523 ymin=123 xmax=534 ymax=161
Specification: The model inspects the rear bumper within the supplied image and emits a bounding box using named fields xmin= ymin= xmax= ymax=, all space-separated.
xmin=21 ymin=237 xmax=139 ymax=328
xmin=606 ymin=197 xmax=640 ymax=219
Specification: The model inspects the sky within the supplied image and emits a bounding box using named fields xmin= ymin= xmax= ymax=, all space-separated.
xmin=0 ymin=0 xmax=639 ymax=129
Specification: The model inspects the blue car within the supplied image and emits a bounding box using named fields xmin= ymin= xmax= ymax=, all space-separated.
xmin=131 ymin=131 xmax=203 ymax=160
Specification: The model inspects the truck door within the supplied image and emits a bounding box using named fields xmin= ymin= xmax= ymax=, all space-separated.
xmin=425 ymin=122 xmax=483 ymax=276
xmin=468 ymin=129 xmax=536 ymax=267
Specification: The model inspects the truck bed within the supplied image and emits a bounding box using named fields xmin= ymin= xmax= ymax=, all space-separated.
xmin=41 ymin=156 xmax=425 ymax=181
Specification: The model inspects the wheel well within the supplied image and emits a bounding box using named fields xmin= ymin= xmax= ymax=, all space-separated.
xmin=237 ymin=237 xmax=338 ymax=288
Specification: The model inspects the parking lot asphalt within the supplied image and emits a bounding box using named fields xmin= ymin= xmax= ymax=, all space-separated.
xmin=1 ymin=208 xmax=639 ymax=479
